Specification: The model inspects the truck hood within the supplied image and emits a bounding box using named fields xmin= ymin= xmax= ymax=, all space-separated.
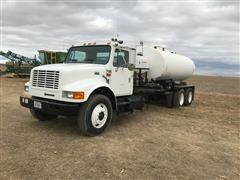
xmin=33 ymin=63 xmax=106 ymax=72
xmin=30 ymin=63 xmax=107 ymax=94
xmin=28 ymin=63 xmax=109 ymax=102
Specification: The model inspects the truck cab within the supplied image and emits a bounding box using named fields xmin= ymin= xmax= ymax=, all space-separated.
xmin=30 ymin=44 xmax=135 ymax=102
xmin=20 ymin=41 xmax=138 ymax=135
xmin=20 ymin=39 xmax=195 ymax=136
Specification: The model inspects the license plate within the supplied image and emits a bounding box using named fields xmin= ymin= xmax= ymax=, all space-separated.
xmin=34 ymin=101 xmax=42 ymax=109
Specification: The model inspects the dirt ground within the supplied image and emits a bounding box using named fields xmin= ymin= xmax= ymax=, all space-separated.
xmin=0 ymin=75 xmax=239 ymax=179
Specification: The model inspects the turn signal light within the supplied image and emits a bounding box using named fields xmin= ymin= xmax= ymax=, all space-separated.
xmin=73 ymin=92 xmax=85 ymax=99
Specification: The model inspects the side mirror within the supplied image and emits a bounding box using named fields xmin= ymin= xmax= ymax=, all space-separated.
xmin=127 ymin=64 xmax=135 ymax=71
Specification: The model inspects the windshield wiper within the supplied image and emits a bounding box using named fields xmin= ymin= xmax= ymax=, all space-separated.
xmin=83 ymin=59 xmax=97 ymax=63
xmin=84 ymin=59 xmax=96 ymax=62
xmin=67 ymin=59 xmax=78 ymax=63
xmin=66 ymin=59 xmax=98 ymax=64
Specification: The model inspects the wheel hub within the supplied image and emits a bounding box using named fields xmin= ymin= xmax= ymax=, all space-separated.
xmin=98 ymin=112 xmax=104 ymax=120
xmin=91 ymin=103 xmax=108 ymax=129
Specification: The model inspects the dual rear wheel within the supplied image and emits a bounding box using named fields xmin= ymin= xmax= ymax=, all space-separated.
xmin=176 ymin=88 xmax=194 ymax=107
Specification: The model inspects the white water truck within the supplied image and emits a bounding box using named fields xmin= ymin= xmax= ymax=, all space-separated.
xmin=20 ymin=39 xmax=195 ymax=136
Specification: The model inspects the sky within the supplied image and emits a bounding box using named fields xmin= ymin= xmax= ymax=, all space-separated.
xmin=0 ymin=0 xmax=239 ymax=76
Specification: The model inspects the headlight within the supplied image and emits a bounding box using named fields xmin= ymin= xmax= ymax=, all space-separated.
xmin=24 ymin=85 xmax=29 ymax=92
xmin=63 ymin=91 xmax=85 ymax=99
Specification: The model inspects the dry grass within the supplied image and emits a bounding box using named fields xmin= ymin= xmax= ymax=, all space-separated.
xmin=0 ymin=75 xmax=239 ymax=179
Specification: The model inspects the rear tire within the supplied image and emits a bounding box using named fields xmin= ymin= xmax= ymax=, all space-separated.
xmin=77 ymin=94 xmax=113 ymax=136
xmin=30 ymin=109 xmax=57 ymax=121
xmin=184 ymin=88 xmax=193 ymax=106
xmin=177 ymin=89 xmax=185 ymax=107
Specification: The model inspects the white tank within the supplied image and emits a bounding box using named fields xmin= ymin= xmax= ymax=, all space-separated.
xmin=135 ymin=46 xmax=195 ymax=81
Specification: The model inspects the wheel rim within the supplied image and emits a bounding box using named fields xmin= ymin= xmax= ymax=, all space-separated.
xmin=179 ymin=92 xmax=184 ymax=106
xmin=188 ymin=91 xmax=193 ymax=103
xmin=91 ymin=103 xmax=108 ymax=129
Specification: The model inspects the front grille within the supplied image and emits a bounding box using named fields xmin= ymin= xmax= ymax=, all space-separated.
xmin=32 ymin=70 xmax=60 ymax=89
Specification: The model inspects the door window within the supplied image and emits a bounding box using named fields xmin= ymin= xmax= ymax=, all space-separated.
xmin=113 ymin=49 xmax=129 ymax=67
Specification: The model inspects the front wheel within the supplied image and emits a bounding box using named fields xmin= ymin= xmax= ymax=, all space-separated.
xmin=30 ymin=109 xmax=57 ymax=121
xmin=77 ymin=94 xmax=113 ymax=136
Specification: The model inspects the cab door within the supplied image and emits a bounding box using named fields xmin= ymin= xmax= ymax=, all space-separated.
xmin=110 ymin=48 xmax=133 ymax=96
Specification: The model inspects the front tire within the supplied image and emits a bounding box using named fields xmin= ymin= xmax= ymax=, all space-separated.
xmin=77 ymin=94 xmax=113 ymax=136
xmin=30 ymin=109 xmax=57 ymax=121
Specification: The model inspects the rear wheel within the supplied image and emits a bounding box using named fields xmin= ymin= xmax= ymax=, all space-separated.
xmin=177 ymin=89 xmax=185 ymax=107
xmin=30 ymin=109 xmax=57 ymax=121
xmin=77 ymin=94 xmax=113 ymax=136
xmin=184 ymin=88 xmax=193 ymax=106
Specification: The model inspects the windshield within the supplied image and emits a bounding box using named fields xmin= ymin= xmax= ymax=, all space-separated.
xmin=66 ymin=45 xmax=111 ymax=64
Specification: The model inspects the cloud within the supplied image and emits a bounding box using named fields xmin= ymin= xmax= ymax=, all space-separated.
xmin=1 ymin=0 xmax=239 ymax=70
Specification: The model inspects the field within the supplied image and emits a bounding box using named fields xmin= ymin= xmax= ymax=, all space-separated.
xmin=0 ymin=75 xmax=239 ymax=179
